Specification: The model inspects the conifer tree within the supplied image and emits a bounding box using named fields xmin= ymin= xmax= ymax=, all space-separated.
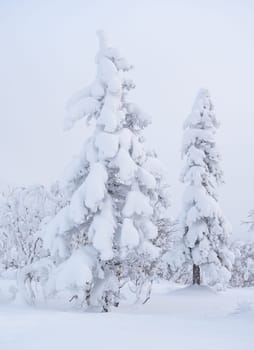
xmin=180 ymin=89 xmax=234 ymax=288
xmin=33 ymin=32 xmax=171 ymax=310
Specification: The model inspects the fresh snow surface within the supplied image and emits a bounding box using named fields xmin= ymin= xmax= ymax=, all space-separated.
xmin=0 ymin=282 xmax=253 ymax=350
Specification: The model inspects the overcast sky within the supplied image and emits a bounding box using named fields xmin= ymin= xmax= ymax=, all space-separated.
xmin=0 ymin=0 xmax=254 ymax=239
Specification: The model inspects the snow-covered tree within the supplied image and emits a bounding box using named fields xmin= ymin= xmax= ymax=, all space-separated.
xmin=179 ymin=88 xmax=234 ymax=288
xmin=29 ymin=32 xmax=171 ymax=311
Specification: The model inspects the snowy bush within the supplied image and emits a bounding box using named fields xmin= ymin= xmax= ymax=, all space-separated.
xmin=230 ymin=240 xmax=254 ymax=287
xmin=0 ymin=184 xmax=65 ymax=305
xmin=0 ymin=184 xmax=62 ymax=277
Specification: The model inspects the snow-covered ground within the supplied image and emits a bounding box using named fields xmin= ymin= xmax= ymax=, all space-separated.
xmin=0 ymin=283 xmax=253 ymax=350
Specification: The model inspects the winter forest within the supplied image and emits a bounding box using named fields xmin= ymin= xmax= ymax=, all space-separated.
xmin=1 ymin=1 xmax=254 ymax=350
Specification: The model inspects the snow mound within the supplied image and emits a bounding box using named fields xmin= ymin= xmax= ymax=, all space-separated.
xmin=170 ymin=285 xmax=217 ymax=297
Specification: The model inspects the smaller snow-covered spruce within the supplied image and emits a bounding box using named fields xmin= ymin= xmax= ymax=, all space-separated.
xmin=178 ymin=89 xmax=234 ymax=289
xmin=23 ymin=31 xmax=171 ymax=311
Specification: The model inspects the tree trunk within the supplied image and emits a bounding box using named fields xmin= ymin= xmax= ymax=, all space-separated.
xmin=193 ymin=264 xmax=200 ymax=285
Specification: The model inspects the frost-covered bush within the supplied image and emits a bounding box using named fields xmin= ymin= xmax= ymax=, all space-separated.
xmin=0 ymin=184 xmax=61 ymax=276
xmin=25 ymin=32 xmax=171 ymax=311
xmin=230 ymin=212 xmax=254 ymax=288
xmin=154 ymin=219 xmax=183 ymax=281
xmin=230 ymin=240 xmax=254 ymax=287
xmin=177 ymin=89 xmax=234 ymax=289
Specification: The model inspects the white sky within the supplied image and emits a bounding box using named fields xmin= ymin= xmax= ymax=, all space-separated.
xmin=0 ymin=0 xmax=254 ymax=239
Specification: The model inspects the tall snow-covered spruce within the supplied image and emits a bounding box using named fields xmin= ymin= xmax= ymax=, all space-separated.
xmin=180 ymin=89 xmax=234 ymax=288
xmin=33 ymin=32 xmax=171 ymax=311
